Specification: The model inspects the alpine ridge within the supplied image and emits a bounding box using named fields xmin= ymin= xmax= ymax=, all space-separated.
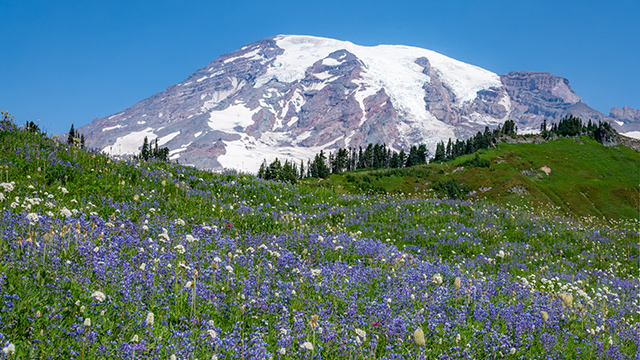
xmin=78 ymin=35 xmax=640 ymax=171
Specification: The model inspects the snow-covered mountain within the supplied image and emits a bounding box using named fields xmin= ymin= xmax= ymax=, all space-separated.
xmin=79 ymin=35 xmax=639 ymax=171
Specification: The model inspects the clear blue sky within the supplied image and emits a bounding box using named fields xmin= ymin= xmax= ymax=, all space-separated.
xmin=1 ymin=0 xmax=638 ymax=135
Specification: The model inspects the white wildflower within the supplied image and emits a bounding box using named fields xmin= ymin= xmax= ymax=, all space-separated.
xmin=311 ymin=269 xmax=322 ymax=277
xmin=301 ymin=341 xmax=314 ymax=351
xmin=139 ymin=263 xmax=146 ymax=271
xmin=225 ymin=265 xmax=233 ymax=272
xmin=145 ymin=312 xmax=154 ymax=326
xmin=186 ymin=234 xmax=198 ymax=243
xmin=2 ymin=343 xmax=15 ymax=355
xmin=174 ymin=244 xmax=186 ymax=254
xmin=131 ymin=334 xmax=139 ymax=343
xmin=207 ymin=329 xmax=217 ymax=339
xmin=60 ymin=207 xmax=72 ymax=218
xmin=431 ymin=273 xmax=442 ymax=285
xmin=1 ymin=182 xmax=15 ymax=192
xmin=91 ymin=291 xmax=106 ymax=302
xmin=60 ymin=187 xmax=69 ymax=194
xmin=26 ymin=212 xmax=40 ymax=225
xmin=355 ymin=328 xmax=366 ymax=340
xmin=174 ymin=218 xmax=185 ymax=226
xmin=83 ymin=318 xmax=91 ymax=327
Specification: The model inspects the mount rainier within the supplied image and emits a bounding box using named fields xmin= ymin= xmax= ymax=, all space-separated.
xmin=78 ymin=35 xmax=640 ymax=171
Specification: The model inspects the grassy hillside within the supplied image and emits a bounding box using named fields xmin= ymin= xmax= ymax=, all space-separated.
xmin=0 ymin=121 xmax=638 ymax=359
xmin=304 ymin=136 xmax=640 ymax=221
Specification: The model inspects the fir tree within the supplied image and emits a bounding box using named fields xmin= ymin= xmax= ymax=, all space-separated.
xmin=67 ymin=124 xmax=75 ymax=145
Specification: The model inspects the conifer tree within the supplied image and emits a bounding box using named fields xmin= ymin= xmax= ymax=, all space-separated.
xmin=141 ymin=137 xmax=150 ymax=161
xmin=68 ymin=124 xmax=75 ymax=145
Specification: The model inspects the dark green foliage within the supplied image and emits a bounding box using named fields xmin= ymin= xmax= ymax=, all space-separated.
xmin=543 ymin=115 xmax=617 ymax=146
xmin=405 ymin=144 xmax=428 ymax=167
xmin=432 ymin=179 xmax=471 ymax=199
xmin=552 ymin=115 xmax=583 ymax=137
xmin=66 ymin=123 xmax=85 ymax=148
xmin=502 ymin=120 xmax=517 ymax=136
xmin=432 ymin=124 xmax=505 ymax=164
xmin=136 ymin=137 xmax=170 ymax=162
xmin=25 ymin=121 xmax=40 ymax=134
xmin=141 ymin=136 xmax=150 ymax=160
xmin=593 ymin=121 xmax=616 ymax=144
xmin=67 ymin=124 xmax=75 ymax=145
xmin=258 ymin=158 xmax=298 ymax=183
xmin=461 ymin=153 xmax=490 ymax=168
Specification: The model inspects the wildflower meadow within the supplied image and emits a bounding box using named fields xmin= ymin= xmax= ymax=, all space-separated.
xmin=0 ymin=118 xmax=638 ymax=359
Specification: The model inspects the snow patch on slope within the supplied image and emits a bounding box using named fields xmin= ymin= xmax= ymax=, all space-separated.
xmin=102 ymin=127 xmax=156 ymax=155
xmin=622 ymin=131 xmax=640 ymax=140
xmin=158 ymin=131 xmax=180 ymax=146
xmin=102 ymin=124 xmax=124 ymax=132
xmin=208 ymin=103 xmax=257 ymax=133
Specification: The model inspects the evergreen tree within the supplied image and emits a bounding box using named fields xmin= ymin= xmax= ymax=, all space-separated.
xmin=399 ymin=150 xmax=406 ymax=167
xmin=67 ymin=124 xmax=75 ymax=145
xmin=141 ymin=136 xmax=150 ymax=161
xmin=279 ymin=160 xmax=297 ymax=183
xmin=433 ymin=141 xmax=445 ymax=162
xmin=316 ymin=151 xmax=330 ymax=178
xmin=258 ymin=160 xmax=267 ymax=179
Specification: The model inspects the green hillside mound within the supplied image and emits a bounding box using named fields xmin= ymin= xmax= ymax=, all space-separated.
xmin=303 ymin=136 xmax=640 ymax=221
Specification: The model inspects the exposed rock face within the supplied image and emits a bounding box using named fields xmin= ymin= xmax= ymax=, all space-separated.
xmin=610 ymin=106 xmax=640 ymax=122
xmin=610 ymin=106 xmax=640 ymax=132
xmin=78 ymin=35 xmax=636 ymax=172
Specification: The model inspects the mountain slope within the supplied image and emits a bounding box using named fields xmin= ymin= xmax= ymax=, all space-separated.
xmin=79 ymin=35 xmax=638 ymax=171
xmin=305 ymin=135 xmax=640 ymax=220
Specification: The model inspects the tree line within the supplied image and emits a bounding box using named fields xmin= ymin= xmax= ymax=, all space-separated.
xmin=258 ymin=142 xmax=432 ymax=182
xmin=257 ymin=117 xmax=616 ymax=182
xmin=432 ymin=120 xmax=517 ymax=163
xmin=540 ymin=115 xmax=615 ymax=143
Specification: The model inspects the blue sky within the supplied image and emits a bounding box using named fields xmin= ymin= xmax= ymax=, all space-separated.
xmin=1 ymin=0 xmax=638 ymax=135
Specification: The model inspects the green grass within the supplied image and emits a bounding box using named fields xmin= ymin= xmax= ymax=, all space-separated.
xmin=304 ymin=136 xmax=640 ymax=221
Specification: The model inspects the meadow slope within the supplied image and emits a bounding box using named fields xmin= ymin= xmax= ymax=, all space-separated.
xmin=0 ymin=121 xmax=638 ymax=359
